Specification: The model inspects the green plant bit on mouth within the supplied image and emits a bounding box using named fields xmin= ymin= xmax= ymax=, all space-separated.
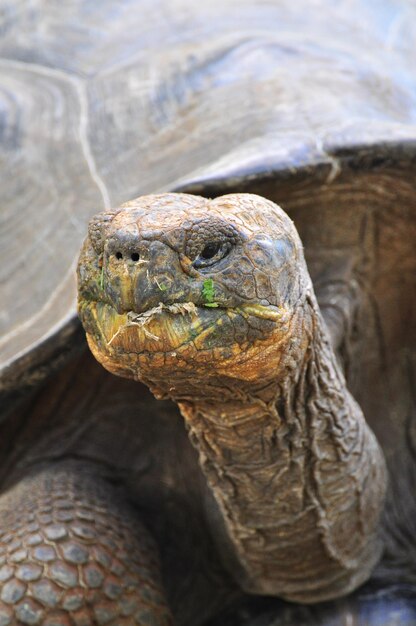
xmin=202 ymin=279 xmax=219 ymax=307
xmin=154 ymin=277 xmax=168 ymax=291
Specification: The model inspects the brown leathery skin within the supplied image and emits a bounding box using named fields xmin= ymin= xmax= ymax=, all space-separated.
xmin=77 ymin=192 xmax=387 ymax=603
xmin=0 ymin=461 xmax=172 ymax=626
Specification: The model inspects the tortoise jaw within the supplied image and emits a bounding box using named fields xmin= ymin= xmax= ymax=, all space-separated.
xmin=79 ymin=296 xmax=294 ymax=388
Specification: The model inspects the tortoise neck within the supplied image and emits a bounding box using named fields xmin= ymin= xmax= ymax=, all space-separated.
xmin=177 ymin=293 xmax=387 ymax=603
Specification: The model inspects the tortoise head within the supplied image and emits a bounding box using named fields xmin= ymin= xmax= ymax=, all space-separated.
xmin=77 ymin=193 xmax=310 ymax=398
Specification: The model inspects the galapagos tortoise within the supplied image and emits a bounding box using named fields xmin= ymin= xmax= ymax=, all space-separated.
xmin=1 ymin=1 xmax=416 ymax=625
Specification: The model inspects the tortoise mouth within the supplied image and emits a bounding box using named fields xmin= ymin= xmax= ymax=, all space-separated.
xmin=79 ymin=298 xmax=285 ymax=351
xmin=78 ymin=296 xmax=295 ymax=385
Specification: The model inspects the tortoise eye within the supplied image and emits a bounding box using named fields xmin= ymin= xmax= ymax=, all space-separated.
xmin=186 ymin=218 xmax=240 ymax=268
xmin=193 ymin=241 xmax=231 ymax=269
xmin=200 ymin=242 xmax=221 ymax=260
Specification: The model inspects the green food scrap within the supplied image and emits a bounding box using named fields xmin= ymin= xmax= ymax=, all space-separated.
xmin=202 ymin=279 xmax=219 ymax=307
xmin=99 ymin=266 xmax=105 ymax=290
xmin=153 ymin=276 xmax=168 ymax=291
xmin=202 ymin=279 xmax=215 ymax=301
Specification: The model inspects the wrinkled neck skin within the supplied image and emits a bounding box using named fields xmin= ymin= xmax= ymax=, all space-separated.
xmin=168 ymin=291 xmax=386 ymax=604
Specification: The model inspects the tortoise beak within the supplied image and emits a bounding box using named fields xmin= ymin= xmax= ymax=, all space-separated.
xmin=105 ymin=239 xmax=194 ymax=314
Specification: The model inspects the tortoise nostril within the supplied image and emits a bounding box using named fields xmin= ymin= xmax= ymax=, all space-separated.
xmin=115 ymin=251 xmax=123 ymax=260
xmin=131 ymin=252 xmax=140 ymax=262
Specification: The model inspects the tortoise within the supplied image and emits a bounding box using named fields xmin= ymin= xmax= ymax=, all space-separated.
xmin=76 ymin=190 xmax=388 ymax=604
xmin=1 ymin=0 xmax=416 ymax=624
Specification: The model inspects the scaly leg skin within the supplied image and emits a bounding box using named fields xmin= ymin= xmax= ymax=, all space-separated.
xmin=0 ymin=461 xmax=172 ymax=626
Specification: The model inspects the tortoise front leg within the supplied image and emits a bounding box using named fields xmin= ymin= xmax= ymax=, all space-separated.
xmin=0 ymin=461 xmax=172 ymax=626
